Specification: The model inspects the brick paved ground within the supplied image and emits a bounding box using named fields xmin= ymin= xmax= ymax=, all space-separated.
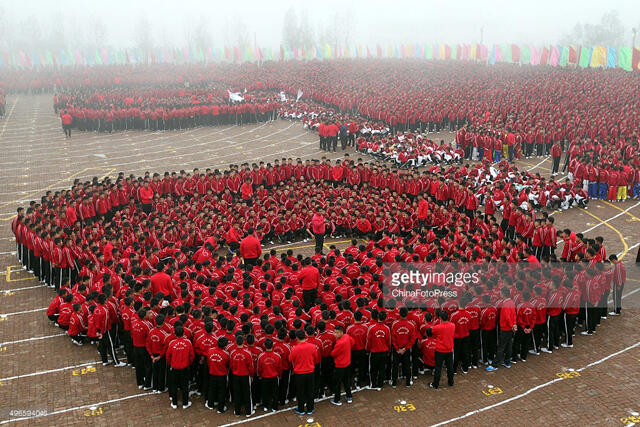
xmin=0 ymin=94 xmax=638 ymax=427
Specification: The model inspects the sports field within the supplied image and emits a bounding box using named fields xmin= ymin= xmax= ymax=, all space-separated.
xmin=0 ymin=93 xmax=639 ymax=426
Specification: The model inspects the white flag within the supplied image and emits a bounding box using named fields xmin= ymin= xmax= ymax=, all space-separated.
xmin=280 ymin=91 xmax=288 ymax=102
xmin=296 ymin=89 xmax=303 ymax=102
xmin=228 ymin=90 xmax=244 ymax=102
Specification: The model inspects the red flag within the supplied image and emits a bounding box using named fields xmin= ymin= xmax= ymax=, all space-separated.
xmin=540 ymin=46 xmax=550 ymax=65
xmin=632 ymin=47 xmax=640 ymax=72
xmin=444 ymin=44 xmax=451 ymax=59
xmin=568 ymin=46 xmax=578 ymax=64
xmin=125 ymin=49 xmax=130 ymax=63
xmin=376 ymin=44 xmax=382 ymax=58
xmin=511 ymin=44 xmax=520 ymax=63
xmin=224 ymin=47 xmax=230 ymax=60
xmin=478 ymin=44 xmax=488 ymax=61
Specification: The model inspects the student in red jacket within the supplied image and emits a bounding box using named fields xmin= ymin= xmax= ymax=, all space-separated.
xmin=150 ymin=262 xmax=173 ymax=298
xmin=230 ymin=335 xmax=255 ymax=417
xmin=61 ymin=110 xmax=72 ymax=138
xmin=95 ymin=294 xmax=126 ymax=367
xmin=330 ymin=325 xmax=354 ymax=405
xmin=479 ymin=295 xmax=497 ymax=364
xmin=146 ymin=313 xmax=169 ymax=393
xmin=487 ymin=287 xmax=517 ymax=371
xmin=426 ymin=310 xmax=456 ymax=389
xmin=166 ymin=326 xmax=195 ymax=409
xmin=289 ymin=329 xmax=318 ymax=415
xmin=68 ymin=303 xmax=86 ymax=345
xmin=346 ymin=310 xmax=368 ymax=388
xmin=57 ymin=293 xmax=74 ymax=329
xmin=298 ymin=258 xmax=320 ymax=311
xmin=366 ymin=310 xmax=391 ymax=390
xmin=257 ymin=338 xmax=282 ymax=412
xmin=551 ymin=140 xmax=562 ymax=175
xmin=390 ymin=307 xmax=416 ymax=387
xmin=206 ymin=337 xmax=230 ymax=413
xmin=139 ymin=182 xmax=154 ymax=214
xmin=131 ymin=308 xmax=153 ymax=390
xmin=514 ymin=292 xmax=536 ymax=362
xmin=239 ymin=228 xmax=261 ymax=268
xmin=240 ymin=178 xmax=254 ymax=205
xmin=225 ymin=222 xmax=242 ymax=254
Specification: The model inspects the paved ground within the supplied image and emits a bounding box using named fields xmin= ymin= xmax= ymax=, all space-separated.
xmin=0 ymin=94 xmax=639 ymax=427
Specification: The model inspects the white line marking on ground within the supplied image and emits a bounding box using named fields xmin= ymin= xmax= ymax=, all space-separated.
xmin=0 ymin=307 xmax=47 ymax=317
xmin=0 ymin=392 xmax=154 ymax=424
xmin=430 ymin=341 xmax=640 ymax=426
xmin=0 ymin=361 xmax=97 ymax=382
xmin=525 ymin=156 xmax=549 ymax=172
xmin=582 ymin=202 xmax=640 ymax=234
xmin=0 ymin=333 xmax=66 ymax=347
xmin=2 ymin=284 xmax=46 ymax=293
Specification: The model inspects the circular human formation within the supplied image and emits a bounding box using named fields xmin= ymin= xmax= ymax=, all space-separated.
xmin=4 ymin=58 xmax=633 ymax=418
xmin=12 ymin=153 xmax=624 ymax=417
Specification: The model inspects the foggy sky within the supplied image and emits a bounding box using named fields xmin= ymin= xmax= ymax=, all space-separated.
xmin=3 ymin=0 xmax=640 ymax=48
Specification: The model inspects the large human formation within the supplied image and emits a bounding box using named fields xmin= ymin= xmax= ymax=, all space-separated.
xmin=11 ymin=158 xmax=627 ymax=416
xmin=35 ymin=60 xmax=639 ymax=202
xmin=3 ymin=59 xmax=634 ymax=417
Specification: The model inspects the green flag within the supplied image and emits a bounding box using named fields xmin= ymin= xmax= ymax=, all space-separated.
xmin=559 ymin=46 xmax=569 ymax=66
xmin=579 ymin=46 xmax=591 ymax=67
xmin=618 ymin=46 xmax=632 ymax=71
xmin=521 ymin=45 xmax=531 ymax=64
xmin=425 ymin=45 xmax=432 ymax=59
xmin=503 ymin=44 xmax=511 ymax=63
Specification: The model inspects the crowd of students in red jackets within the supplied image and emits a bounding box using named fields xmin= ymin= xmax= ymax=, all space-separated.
xmin=54 ymin=87 xmax=280 ymax=133
xmin=2 ymin=58 xmax=635 ymax=416
xmin=10 ymin=153 xmax=627 ymax=416
xmin=6 ymin=61 xmax=627 ymax=204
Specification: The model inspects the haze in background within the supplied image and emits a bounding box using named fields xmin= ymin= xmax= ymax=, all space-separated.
xmin=1 ymin=0 xmax=639 ymax=51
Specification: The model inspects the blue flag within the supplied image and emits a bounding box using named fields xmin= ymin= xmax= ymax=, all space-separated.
xmin=606 ymin=47 xmax=617 ymax=68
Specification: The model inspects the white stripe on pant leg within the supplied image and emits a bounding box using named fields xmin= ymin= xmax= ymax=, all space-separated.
xmin=584 ymin=302 xmax=589 ymax=332
xmin=368 ymin=354 xmax=372 ymax=388
xmin=479 ymin=332 xmax=484 ymax=362
xmin=531 ymin=330 xmax=537 ymax=353
xmin=563 ymin=314 xmax=569 ymax=346
xmin=107 ymin=331 xmax=119 ymax=363
xmin=546 ymin=317 xmax=551 ymax=349
xmin=248 ymin=376 xmax=253 ymax=413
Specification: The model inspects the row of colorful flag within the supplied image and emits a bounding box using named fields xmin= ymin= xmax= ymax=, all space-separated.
xmin=1 ymin=44 xmax=639 ymax=71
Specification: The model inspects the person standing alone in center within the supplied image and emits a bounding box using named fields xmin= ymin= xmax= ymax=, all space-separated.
xmin=426 ymin=310 xmax=455 ymax=389
xmin=310 ymin=208 xmax=326 ymax=254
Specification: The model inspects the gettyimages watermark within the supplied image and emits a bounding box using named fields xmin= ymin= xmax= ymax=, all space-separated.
xmin=381 ymin=262 xmax=640 ymax=309
xmin=382 ymin=262 xmax=481 ymax=306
